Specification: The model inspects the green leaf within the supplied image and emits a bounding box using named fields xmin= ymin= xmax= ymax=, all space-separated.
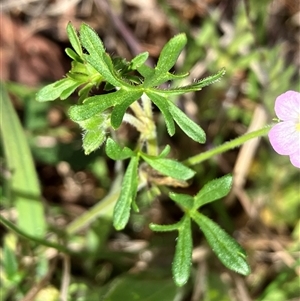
xmin=105 ymin=137 xmax=134 ymax=160
xmin=194 ymin=174 xmax=232 ymax=209
xmin=36 ymin=78 xmax=79 ymax=102
xmin=77 ymin=112 xmax=109 ymax=131
xmin=141 ymin=155 xmax=195 ymax=181
xmin=1 ymin=84 xmax=46 ymax=237
xmin=143 ymin=34 xmax=187 ymax=87
xmin=149 ymin=222 xmax=180 ymax=232
xmin=169 ymin=192 xmax=194 ymax=210
xmin=157 ymin=68 xmax=226 ymax=95
xmin=168 ymin=101 xmax=206 ymax=143
xmin=66 ymin=22 xmax=82 ymax=57
xmin=65 ymin=48 xmax=82 ymax=62
xmin=113 ymin=156 xmax=139 ymax=230
xmin=80 ymin=23 xmax=122 ymax=87
xmin=145 ymin=91 xmax=175 ymax=136
xmin=130 ymin=52 xmax=149 ymax=69
xmin=59 ymin=81 xmax=82 ymax=100
xmin=192 ymin=212 xmax=250 ymax=276
xmin=110 ymin=90 xmax=143 ymax=129
xmin=158 ymin=145 xmax=171 ymax=158
xmin=137 ymin=64 xmax=155 ymax=79
xmin=68 ymin=89 xmax=125 ymax=121
xmin=172 ymin=216 xmax=192 ymax=286
xmin=156 ymin=33 xmax=187 ymax=74
xmin=82 ymin=130 xmax=106 ymax=155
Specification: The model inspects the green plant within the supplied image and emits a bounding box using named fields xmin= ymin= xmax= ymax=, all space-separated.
xmin=4 ymin=22 xmax=279 ymax=287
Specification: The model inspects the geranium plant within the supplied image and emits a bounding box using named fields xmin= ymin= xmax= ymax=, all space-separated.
xmin=34 ymin=22 xmax=298 ymax=286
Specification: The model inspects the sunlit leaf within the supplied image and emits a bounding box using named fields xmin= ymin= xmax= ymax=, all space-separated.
xmin=192 ymin=212 xmax=250 ymax=276
xmin=194 ymin=174 xmax=232 ymax=209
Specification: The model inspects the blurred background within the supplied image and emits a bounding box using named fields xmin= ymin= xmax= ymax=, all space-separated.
xmin=0 ymin=0 xmax=299 ymax=300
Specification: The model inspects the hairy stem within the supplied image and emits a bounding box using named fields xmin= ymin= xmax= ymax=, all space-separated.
xmin=184 ymin=125 xmax=272 ymax=166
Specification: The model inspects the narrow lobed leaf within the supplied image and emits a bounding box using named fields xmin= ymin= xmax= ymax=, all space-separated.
xmin=145 ymin=91 xmax=175 ymax=136
xmin=68 ymin=89 xmax=126 ymax=121
xmin=36 ymin=78 xmax=78 ymax=102
xmin=194 ymin=174 xmax=232 ymax=209
xmin=156 ymin=33 xmax=187 ymax=74
xmin=66 ymin=22 xmax=83 ymax=57
xmin=149 ymin=222 xmax=180 ymax=232
xmin=80 ymin=24 xmax=124 ymax=87
xmin=172 ymin=216 xmax=193 ymax=287
xmin=192 ymin=212 xmax=251 ymax=276
xmin=141 ymin=155 xmax=195 ymax=181
xmin=110 ymin=90 xmax=143 ymax=129
xmin=168 ymin=101 xmax=206 ymax=143
xmin=169 ymin=192 xmax=194 ymax=210
xmin=65 ymin=48 xmax=82 ymax=62
xmin=130 ymin=52 xmax=149 ymax=69
xmin=113 ymin=156 xmax=139 ymax=230
xmin=158 ymin=145 xmax=171 ymax=158
xmin=155 ymin=68 xmax=226 ymax=95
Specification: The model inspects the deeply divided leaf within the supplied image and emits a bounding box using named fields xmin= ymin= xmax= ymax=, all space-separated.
xmin=36 ymin=78 xmax=79 ymax=102
xmin=110 ymin=90 xmax=143 ymax=129
xmin=113 ymin=156 xmax=139 ymax=230
xmin=172 ymin=216 xmax=193 ymax=287
xmin=192 ymin=212 xmax=251 ymax=276
xmin=194 ymin=174 xmax=232 ymax=209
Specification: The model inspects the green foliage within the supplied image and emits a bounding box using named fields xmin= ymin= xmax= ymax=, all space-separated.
xmin=150 ymin=174 xmax=250 ymax=286
xmin=113 ymin=156 xmax=139 ymax=230
xmin=33 ymin=21 xmax=250 ymax=286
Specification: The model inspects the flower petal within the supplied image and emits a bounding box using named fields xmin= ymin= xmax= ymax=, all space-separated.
xmin=289 ymin=150 xmax=300 ymax=168
xmin=268 ymin=121 xmax=300 ymax=155
xmin=275 ymin=91 xmax=300 ymax=121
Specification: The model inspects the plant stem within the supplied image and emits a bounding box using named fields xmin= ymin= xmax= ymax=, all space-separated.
xmin=0 ymin=214 xmax=72 ymax=254
xmin=141 ymin=93 xmax=158 ymax=156
xmin=183 ymin=125 xmax=272 ymax=166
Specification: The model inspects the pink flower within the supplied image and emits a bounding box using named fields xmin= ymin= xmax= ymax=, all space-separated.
xmin=268 ymin=91 xmax=300 ymax=168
